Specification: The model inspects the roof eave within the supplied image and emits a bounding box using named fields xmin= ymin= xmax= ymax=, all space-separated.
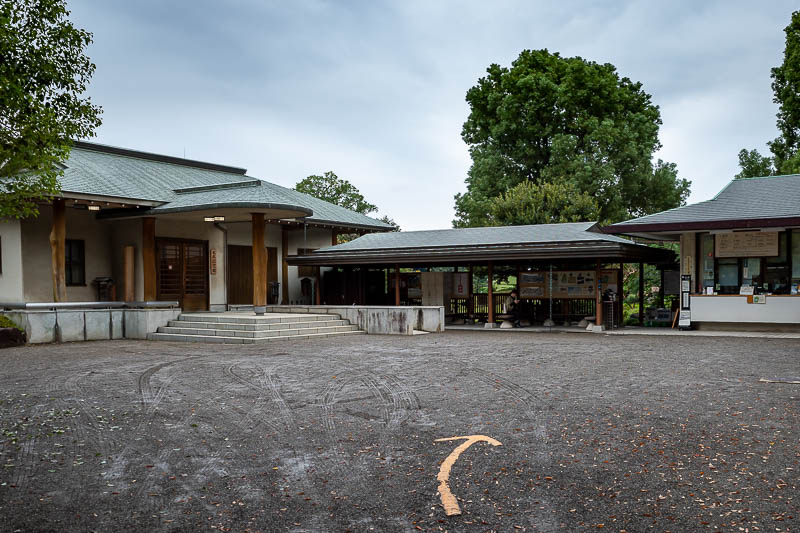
xmin=604 ymin=216 xmax=800 ymax=234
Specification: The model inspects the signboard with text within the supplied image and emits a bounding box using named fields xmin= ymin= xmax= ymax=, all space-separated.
xmin=715 ymin=231 xmax=779 ymax=258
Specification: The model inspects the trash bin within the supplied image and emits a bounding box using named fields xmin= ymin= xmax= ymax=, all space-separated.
xmin=92 ymin=277 xmax=116 ymax=301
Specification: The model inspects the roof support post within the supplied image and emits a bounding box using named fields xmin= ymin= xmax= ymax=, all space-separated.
xmin=638 ymin=262 xmax=645 ymax=325
xmin=252 ymin=213 xmax=267 ymax=314
xmin=315 ymin=266 xmax=322 ymax=305
xmin=142 ymin=217 xmax=156 ymax=302
xmin=332 ymin=231 xmax=338 ymax=247
xmin=618 ymin=264 xmax=624 ymax=329
xmin=467 ymin=263 xmax=474 ymax=318
xmin=487 ymin=261 xmax=494 ymax=325
xmin=281 ymin=226 xmax=289 ymax=304
xmin=49 ymin=198 xmax=67 ymax=302
xmin=394 ymin=264 xmax=400 ymax=306
xmin=595 ymin=262 xmax=603 ymax=328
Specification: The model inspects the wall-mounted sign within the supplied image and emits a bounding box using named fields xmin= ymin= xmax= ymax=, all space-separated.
xmin=519 ymin=270 xmax=609 ymax=299
xmin=210 ymin=248 xmax=217 ymax=275
xmin=715 ymin=231 xmax=779 ymax=258
xmin=747 ymin=294 xmax=767 ymax=304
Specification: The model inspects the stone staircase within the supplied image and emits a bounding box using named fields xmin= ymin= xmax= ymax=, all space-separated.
xmin=147 ymin=312 xmax=365 ymax=344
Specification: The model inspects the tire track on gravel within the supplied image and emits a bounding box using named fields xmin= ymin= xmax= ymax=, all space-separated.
xmin=463 ymin=364 xmax=547 ymax=439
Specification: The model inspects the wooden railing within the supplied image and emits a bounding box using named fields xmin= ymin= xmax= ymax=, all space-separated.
xmin=449 ymin=294 xmax=596 ymax=323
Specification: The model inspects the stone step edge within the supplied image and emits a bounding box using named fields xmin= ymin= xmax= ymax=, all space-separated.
xmin=147 ymin=330 xmax=366 ymax=344
xmin=168 ymin=319 xmax=350 ymax=330
xmin=177 ymin=314 xmax=341 ymax=324
xmin=157 ymin=325 xmax=361 ymax=337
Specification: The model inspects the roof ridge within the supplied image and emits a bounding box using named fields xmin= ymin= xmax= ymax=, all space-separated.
xmin=72 ymin=140 xmax=248 ymax=176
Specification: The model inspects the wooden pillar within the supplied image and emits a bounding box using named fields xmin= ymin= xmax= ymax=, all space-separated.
xmin=595 ymin=262 xmax=603 ymax=327
xmin=123 ymin=245 xmax=135 ymax=301
xmin=467 ymin=263 xmax=474 ymax=317
xmin=142 ymin=217 xmax=156 ymax=301
xmin=49 ymin=198 xmax=67 ymax=302
xmin=638 ymin=262 xmax=645 ymax=323
xmin=281 ymin=225 xmax=289 ymax=304
xmin=394 ymin=264 xmax=400 ymax=306
xmin=315 ymin=267 xmax=322 ymax=305
xmin=252 ymin=213 xmax=267 ymax=314
xmin=331 ymin=231 xmax=338 ymax=247
xmin=617 ymin=264 xmax=624 ymax=328
xmin=487 ymin=261 xmax=494 ymax=324
xmin=658 ymin=267 xmax=665 ymax=308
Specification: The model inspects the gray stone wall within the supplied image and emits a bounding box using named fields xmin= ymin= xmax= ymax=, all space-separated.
xmin=0 ymin=308 xmax=178 ymax=343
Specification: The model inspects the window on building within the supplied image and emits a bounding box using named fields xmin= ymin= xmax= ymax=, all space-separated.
xmin=764 ymin=232 xmax=790 ymax=294
xmin=65 ymin=239 xmax=85 ymax=286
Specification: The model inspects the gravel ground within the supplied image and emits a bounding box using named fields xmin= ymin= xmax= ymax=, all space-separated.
xmin=0 ymin=332 xmax=798 ymax=532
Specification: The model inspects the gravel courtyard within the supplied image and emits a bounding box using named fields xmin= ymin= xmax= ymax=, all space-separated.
xmin=0 ymin=332 xmax=798 ymax=532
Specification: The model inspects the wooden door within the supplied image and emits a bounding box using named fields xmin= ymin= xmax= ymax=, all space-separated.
xmin=267 ymin=246 xmax=278 ymax=304
xmin=157 ymin=238 xmax=208 ymax=311
xmin=227 ymin=245 xmax=253 ymax=305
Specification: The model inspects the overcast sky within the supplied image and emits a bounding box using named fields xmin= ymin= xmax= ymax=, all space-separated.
xmin=68 ymin=0 xmax=796 ymax=230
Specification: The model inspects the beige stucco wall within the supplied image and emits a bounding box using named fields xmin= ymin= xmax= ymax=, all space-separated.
xmin=0 ymin=220 xmax=24 ymax=302
xmin=109 ymin=218 xmax=144 ymax=301
xmin=21 ymin=205 xmax=113 ymax=302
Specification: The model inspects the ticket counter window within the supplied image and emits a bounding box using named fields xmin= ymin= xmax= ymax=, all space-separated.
xmin=742 ymin=258 xmax=761 ymax=287
xmin=765 ymin=232 xmax=790 ymax=294
xmin=717 ymin=258 xmax=739 ymax=294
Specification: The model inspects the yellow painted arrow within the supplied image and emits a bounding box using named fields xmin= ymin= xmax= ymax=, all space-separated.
xmin=434 ymin=434 xmax=503 ymax=516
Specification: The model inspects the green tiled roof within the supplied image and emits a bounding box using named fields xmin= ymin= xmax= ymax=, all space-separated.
xmin=60 ymin=142 xmax=393 ymax=230
xmin=606 ymin=174 xmax=800 ymax=232
xmin=321 ymin=221 xmax=632 ymax=251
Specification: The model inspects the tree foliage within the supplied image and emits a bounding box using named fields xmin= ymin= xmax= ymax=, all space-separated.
xmin=769 ymin=10 xmax=800 ymax=173
xmin=735 ymin=148 xmax=774 ymax=179
xmin=454 ymin=49 xmax=690 ymax=227
xmin=487 ymin=180 xmax=598 ymax=226
xmin=736 ymin=11 xmax=800 ymax=178
xmin=0 ymin=0 xmax=102 ymax=219
xmin=295 ymin=171 xmax=377 ymax=215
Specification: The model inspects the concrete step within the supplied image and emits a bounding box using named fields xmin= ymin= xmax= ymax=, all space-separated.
xmin=157 ymin=324 xmax=361 ymax=338
xmin=168 ymin=319 xmax=350 ymax=331
xmin=147 ymin=329 xmax=366 ymax=344
xmin=177 ymin=313 xmax=339 ymax=325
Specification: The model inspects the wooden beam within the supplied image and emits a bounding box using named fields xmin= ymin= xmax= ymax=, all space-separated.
xmin=252 ymin=213 xmax=267 ymax=313
xmin=49 ymin=198 xmax=67 ymax=302
xmin=281 ymin=225 xmax=289 ymax=304
xmin=123 ymin=245 xmax=135 ymax=301
xmin=487 ymin=261 xmax=494 ymax=324
xmin=394 ymin=264 xmax=400 ymax=306
xmin=142 ymin=217 xmax=156 ymax=301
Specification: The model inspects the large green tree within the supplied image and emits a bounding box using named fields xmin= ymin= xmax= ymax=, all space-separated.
xmin=769 ymin=10 xmax=800 ymax=174
xmin=487 ymin=180 xmax=598 ymax=226
xmin=736 ymin=10 xmax=800 ymax=178
xmin=454 ymin=49 xmax=690 ymax=227
xmin=0 ymin=0 xmax=102 ymax=219
xmin=295 ymin=171 xmax=377 ymax=215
